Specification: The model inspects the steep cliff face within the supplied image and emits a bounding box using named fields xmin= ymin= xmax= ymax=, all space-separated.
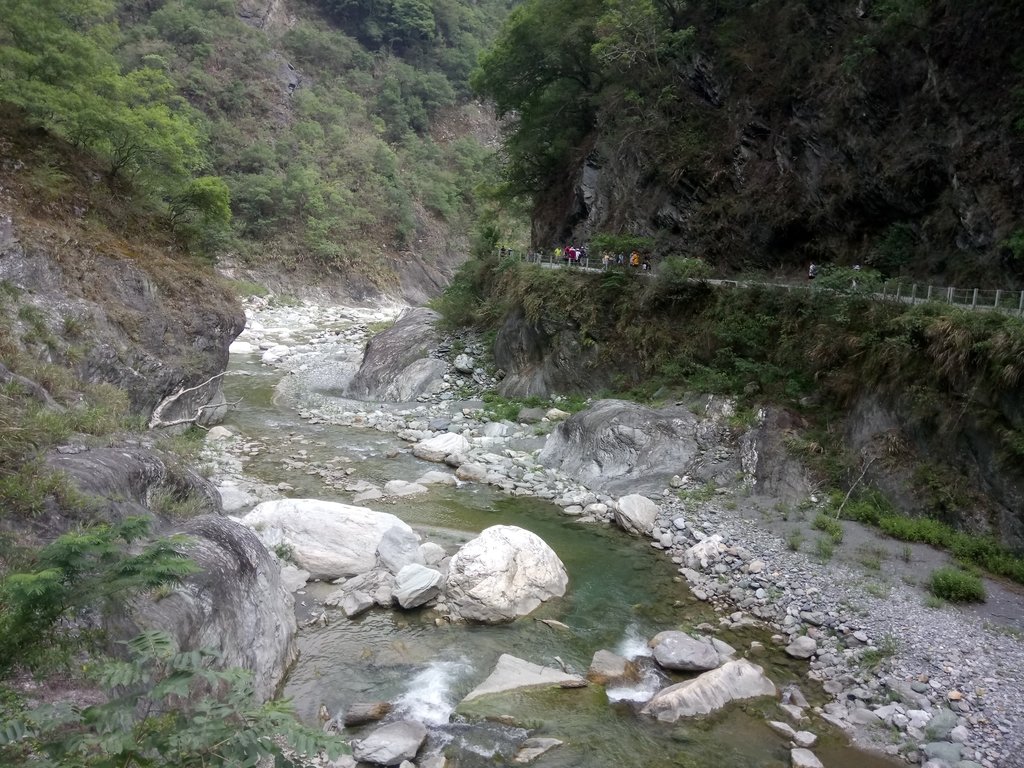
xmin=476 ymin=263 xmax=1024 ymax=552
xmin=0 ymin=138 xmax=243 ymax=426
xmin=532 ymin=1 xmax=1024 ymax=284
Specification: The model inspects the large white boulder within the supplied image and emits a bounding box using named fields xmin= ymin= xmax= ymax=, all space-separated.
xmin=445 ymin=525 xmax=568 ymax=623
xmin=641 ymin=659 xmax=776 ymax=721
xmin=413 ymin=433 xmax=471 ymax=462
xmin=240 ymin=499 xmax=420 ymax=580
xmin=614 ymin=494 xmax=660 ymax=536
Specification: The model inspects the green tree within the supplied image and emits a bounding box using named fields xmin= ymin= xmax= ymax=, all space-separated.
xmin=0 ymin=517 xmax=196 ymax=674
xmin=471 ymin=0 xmax=603 ymax=196
xmin=1 ymin=631 xmax=346 ymax=767
xmin=0 ymin=0 xmax=206 ymax=185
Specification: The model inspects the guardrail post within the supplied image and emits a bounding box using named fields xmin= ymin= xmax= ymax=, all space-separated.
xmin=995 ymin=289 xmax=1002 ymax=308
xmin=972 ymin=288 xmax=978 ymax=308
xmin=1019 ymin=291 xmax=1024 ymax=316
xmin=896 ymin=284 xmax=902 ymax=301
xmin=927 ymin=285 xmax=932 ymax=300
xmin=947 ymin=286 xmax=954 ymax=303
xmin=911 ymin=284 xmax=917 ymax=301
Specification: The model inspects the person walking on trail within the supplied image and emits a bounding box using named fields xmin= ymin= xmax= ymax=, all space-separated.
xmin=808 ymin=263 xmax=818 ymax=280
xmin=554 ymin=246 xmax=563 ymax=264
xmin=616 ymin=252 xmax=624 ymax=266
xmin=630 ymin=251 xmax=641 ymax=268
xmin=565 ymin=245 xmax=577 ymax=266
xmin=602 ymin=252 xmax=611 ymax=270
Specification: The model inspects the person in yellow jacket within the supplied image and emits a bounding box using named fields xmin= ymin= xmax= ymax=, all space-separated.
xmin=630 ymin=251 xmax=641 ymax=268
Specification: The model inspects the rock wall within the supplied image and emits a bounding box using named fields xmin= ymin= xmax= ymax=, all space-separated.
xmin=492 ymin=307 xmax=607 ymax=397
xmin=345 ymin=307 xmax=448 ymax=401
xmin=533 ymin=1 xmax=1024 ymax=285
xmin=845 ymin=394 xmax=1024 ymax=551
xmin=0 ymin=211 xmax=243 ymax=425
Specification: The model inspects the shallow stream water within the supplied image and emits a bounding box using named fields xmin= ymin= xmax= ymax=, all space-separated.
xmin=217 ymin=320 xmax=902 ymax=768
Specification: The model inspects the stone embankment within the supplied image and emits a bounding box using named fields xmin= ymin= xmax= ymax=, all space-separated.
xmin=207 ymin=298 xmax=1024 ymax=768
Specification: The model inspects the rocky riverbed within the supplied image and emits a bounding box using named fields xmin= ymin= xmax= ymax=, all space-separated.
xmin=204 ymin=297 xmax=1024 ymax=768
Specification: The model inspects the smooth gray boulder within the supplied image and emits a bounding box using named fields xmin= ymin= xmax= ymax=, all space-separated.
xmin=351 ymin=719 xmax=428 ymax=766
xmin=641 ymin=660 xmax=776 ymax=721
xmin=925 ymin=707 xmax=959 ymax=740
xmin=785 ymin=636 xmax=818 ymax=659
xmin=393 ymin=563 xmax=443 ymax=609
xmin=383 ymin=480 xmax=429 ymax=497
xmin=455 ymin=462 xmax=490 ymax=482
xmin=414 ymin=433 xmax=471 ymax=462
xmin=922 ymin=742 xmax=963 ymax=763
xmin=790 ymin=748 xmax=824 ymax=768
xmin=240 ymin=499 xmax=419 ymax=580
xmin=588 ymin=650 xmax=634 ymax=684
xmin=445 ymin=525 xmax=568 ymax=623
xmin=344 ymin=701 xmax=392 ymax=726
xmin=537 ymin=400 xmax=700 ymax=494
xmin=414 ymin=470 xmax=458 ymax=486
xmin=340 ymin=591 xmax=375 ymax=618
xmin=126 ymin=516 xmax=296 ymax=703
xmin=462 ymin=654 xmax=587 ymax=701
xmin=419 ymin=541 xmax=447 ymax=565
xmin=650 ymin=631 xmax=722 ymax=672
xmin=346 ymin=307 xmax=446 ymax=402
xmin=614 ymin=494 xmax=660 ymax=536
xmin=377 ymin=525 xmax=426 ymax=574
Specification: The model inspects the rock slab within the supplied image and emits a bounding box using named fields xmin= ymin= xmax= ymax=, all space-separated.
xmin=641 ymin=659 xmax=776 ymax=721
xmin=463 ymin=654 xmax=587 ymax=702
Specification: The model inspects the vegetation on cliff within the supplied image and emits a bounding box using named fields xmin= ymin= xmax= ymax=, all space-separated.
xmin=473 ymin=0 xmax=1024 ymax=285
xmin=437 ymin=248 xmax=1024 ymax=572
xmin=1 ymin=0 xmax=506 ymax=282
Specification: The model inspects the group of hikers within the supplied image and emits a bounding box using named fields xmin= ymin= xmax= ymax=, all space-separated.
xmin=553 ymin=245 xmax=651 ymax=271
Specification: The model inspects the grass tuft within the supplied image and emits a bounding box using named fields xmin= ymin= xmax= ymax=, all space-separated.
xmin=929 ymin=566 xmax=985 ymax=603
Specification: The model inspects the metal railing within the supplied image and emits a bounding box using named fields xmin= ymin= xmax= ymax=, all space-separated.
xmin=499 ymin=249 xmax=1024 ymax=317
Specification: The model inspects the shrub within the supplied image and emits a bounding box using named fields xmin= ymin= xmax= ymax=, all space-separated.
xmin=0 ymin=631 xmax=347 ymax=766
xmin=815 ymin=536 xmax=835 ymax=561
xmin=813 ymin=512 xmax=844 ymax=543
xmin=929 ymin=566 xmax=986 ymax=603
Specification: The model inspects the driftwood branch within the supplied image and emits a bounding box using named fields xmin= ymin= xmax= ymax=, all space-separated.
xmin=834 ymin=455 xmax=877 ymax=519
xmin=147 ymin=372 xmax=227 ymax=429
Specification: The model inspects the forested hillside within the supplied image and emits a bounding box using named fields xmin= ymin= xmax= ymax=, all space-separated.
xmin=474 ymin=0 xmax=1024 ymax=286
xmin=1 ymin=0 xmax=509 ymax=297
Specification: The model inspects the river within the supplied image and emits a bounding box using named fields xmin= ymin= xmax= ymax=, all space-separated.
xmin=210 ymin=301 xmax=903 ymax=768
